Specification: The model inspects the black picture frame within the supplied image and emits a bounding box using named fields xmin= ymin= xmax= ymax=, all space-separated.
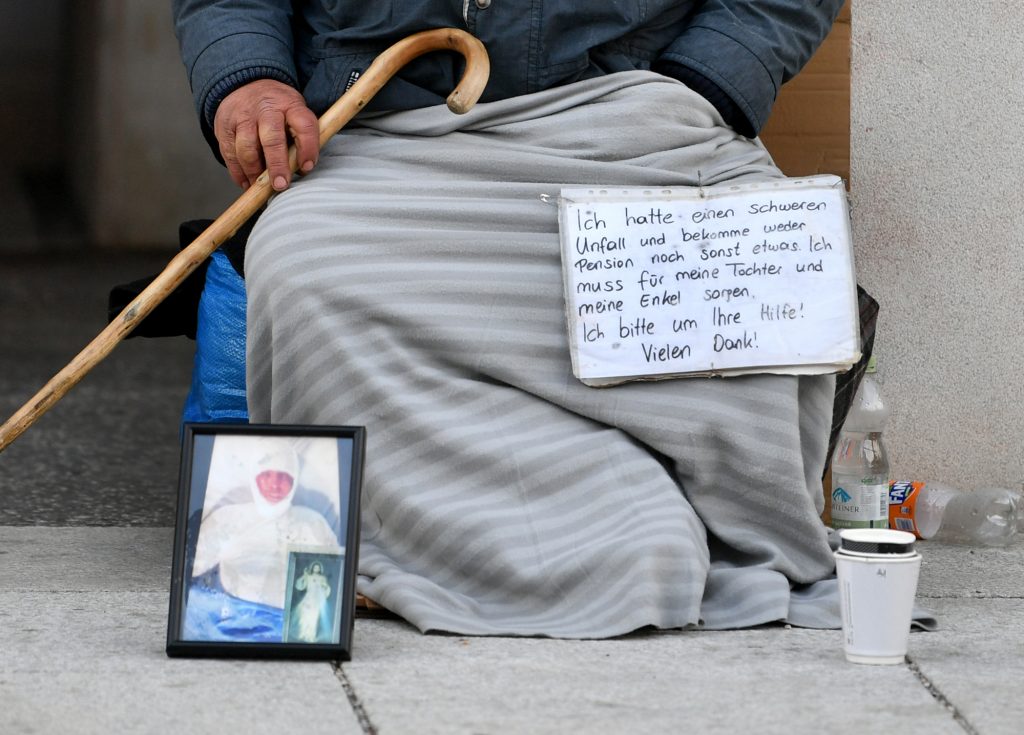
xmin=166 ymin=423 xmax=365 ymax=659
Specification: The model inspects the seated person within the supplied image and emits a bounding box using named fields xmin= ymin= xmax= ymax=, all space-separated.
xmin=173 ymin=0 xmax=849 ymax=636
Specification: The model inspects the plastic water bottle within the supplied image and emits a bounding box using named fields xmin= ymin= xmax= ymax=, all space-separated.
xmin=889 ymin=481 xmax=1019 ymax=546
xmin=830 ymin=357 xmax=890 ymax=529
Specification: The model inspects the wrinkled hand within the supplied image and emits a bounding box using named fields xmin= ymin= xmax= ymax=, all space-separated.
xmin=213 ymin=79 xmax=319 ymax=191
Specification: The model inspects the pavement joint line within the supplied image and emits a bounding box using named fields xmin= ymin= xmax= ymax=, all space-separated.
xmin=917 ymin=593 xmax=1024 ymax=599
xmin=905 ymin=655 xmax=980 ymax=735
xmin=332 ymin=660 xmax=378 ymax=735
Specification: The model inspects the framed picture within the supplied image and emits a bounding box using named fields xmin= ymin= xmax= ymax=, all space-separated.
xmin=166 ymin=423 xmax=365 ymax=659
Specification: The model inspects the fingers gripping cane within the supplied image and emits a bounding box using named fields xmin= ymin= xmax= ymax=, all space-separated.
xmin=0 ymin=28 xmax=490 ymax=453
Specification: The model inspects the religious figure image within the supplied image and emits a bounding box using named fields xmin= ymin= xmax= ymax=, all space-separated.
xmin=283 ymin=553 xmax=344 ymax=644
xmin=180 ymin=434 xmax=346 ymax=643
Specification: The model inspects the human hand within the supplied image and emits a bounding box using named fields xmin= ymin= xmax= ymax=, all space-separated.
xmin=213 ymin=79 xmax=319 ymax=191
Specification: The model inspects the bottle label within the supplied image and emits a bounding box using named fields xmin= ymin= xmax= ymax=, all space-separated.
xmin=888 ymin=480 xmax=925 ymax=537
xmin=831 ymin=479 xmax=890 ymax=528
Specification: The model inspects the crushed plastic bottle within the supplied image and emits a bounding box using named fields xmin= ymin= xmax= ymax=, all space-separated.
xmin=888 ymin=481 xmax=1020 ymax=546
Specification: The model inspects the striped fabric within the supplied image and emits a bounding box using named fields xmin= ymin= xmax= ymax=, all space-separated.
xmin=244 ymin=71 xmax=842 ymax=636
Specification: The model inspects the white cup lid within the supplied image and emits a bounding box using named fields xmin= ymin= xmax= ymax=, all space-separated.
xmin=839 ymin=528 xmax=917 ymax=556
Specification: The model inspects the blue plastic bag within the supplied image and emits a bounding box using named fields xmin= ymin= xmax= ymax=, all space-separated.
xmin=181 ymin=249 xmax=249 ymax=424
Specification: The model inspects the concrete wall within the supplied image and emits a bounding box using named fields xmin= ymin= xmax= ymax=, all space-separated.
xmin=73 ymin=0 xmax=236 ymax=247
xmin=0 ymin=1 xmax=65 ymax=170
xmin=851 ymin=1 xmax=1024 ymax=490
xmin=0 ymin=1 xmax=68 ymax=251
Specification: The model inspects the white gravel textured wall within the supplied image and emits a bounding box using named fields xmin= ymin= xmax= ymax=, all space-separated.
xmin=851 ymin=1 xmax=1024 ymax=489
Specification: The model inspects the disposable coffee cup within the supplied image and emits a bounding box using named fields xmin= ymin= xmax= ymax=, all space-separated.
xmin=835 ymin=528 xmax=921 ymax=665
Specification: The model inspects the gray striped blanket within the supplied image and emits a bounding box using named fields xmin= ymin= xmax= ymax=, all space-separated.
xmin=243 ymin=71 xmax=865 ymax=636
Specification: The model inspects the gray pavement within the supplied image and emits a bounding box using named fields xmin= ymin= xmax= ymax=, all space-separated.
xmin=2 ymin=253 xmax=1022 ymax=734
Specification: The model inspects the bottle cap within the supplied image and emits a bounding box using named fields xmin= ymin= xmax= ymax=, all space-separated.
xmin=838 ymin=528 xmax=916 ymax=556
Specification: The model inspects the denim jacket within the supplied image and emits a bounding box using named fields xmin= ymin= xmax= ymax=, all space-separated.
xmin=173 ymin=1 xmax=844 ymax=151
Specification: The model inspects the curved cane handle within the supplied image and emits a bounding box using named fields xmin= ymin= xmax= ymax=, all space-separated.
xmin=0 ymin=28 xmax=489 ymax=453
xmin=320 ymin=28 xmax=490 ymax=133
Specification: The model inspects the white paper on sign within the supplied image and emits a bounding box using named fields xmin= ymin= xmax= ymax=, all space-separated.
xmin=557 ymin=175 xmax=861 ymax=386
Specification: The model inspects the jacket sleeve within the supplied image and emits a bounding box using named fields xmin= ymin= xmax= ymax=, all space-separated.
xmin=172 ymin=0 xmax=299 ymax=153
xmin=655 ymin=0 xmax=845 ymax=137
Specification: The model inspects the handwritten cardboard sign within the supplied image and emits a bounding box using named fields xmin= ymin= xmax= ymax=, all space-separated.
xmin=558 ymin=175 xmax=860 ymax=386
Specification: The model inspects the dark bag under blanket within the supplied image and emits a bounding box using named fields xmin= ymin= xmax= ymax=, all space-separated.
xmin=106 ymin=217 xmax=253 ymax=339
xmin=827 ymin=286 xmax=879 ymax=463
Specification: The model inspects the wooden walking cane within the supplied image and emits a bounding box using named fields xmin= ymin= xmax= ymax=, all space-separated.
xmin=0 ymin=28 xmax=489 ymax=453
